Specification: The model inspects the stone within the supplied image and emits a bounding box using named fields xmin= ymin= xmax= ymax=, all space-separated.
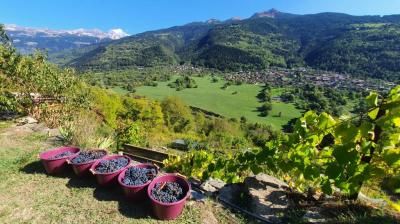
xmin=244 ymin=174 xmax=290 ymax=223
xmin=201 ymin=182 xmax=218 ymax=195
xmin=190 ymin=190 xmax=206 ymax=202
xmin=207 ymin=178 xmax=226 ymax=189
xmin=358 ymin=192 xmax=387 ymax=207
xmin=218 ymin=183 xmax=246 ymax=203
xmin=302 ymin=210 xmax=327 ymax=223
xmin=244 ymin=173 xmax=289 ymax=190
xmin=17 ymin=116 xmax=38 ymax=125
xmin=200 ymin=178 xmax=226 ymax=195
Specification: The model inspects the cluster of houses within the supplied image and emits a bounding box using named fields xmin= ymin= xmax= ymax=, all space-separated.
xmin=224 ymin=68 xmax=395 ymax=92
xmin=166 ymin=65 xmax=395 ymax=93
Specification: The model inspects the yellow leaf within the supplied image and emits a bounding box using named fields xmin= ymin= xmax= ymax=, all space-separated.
xmin=393 ymin=117 xmax=400 ymax=127
xmin=368 ymin=108 xmax=379 ymax=120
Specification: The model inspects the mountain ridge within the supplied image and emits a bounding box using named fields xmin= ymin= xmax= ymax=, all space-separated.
xmin=4 ymin=24 xmax=129 ymax=54
xmin=15 ymin=10 xmax=400 ymax=81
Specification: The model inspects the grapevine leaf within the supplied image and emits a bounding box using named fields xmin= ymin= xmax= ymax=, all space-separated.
xmin=250 ymin=165 xmax=263 ymax=174
xmin=359 ymin=122 xmax=373 ymax=138
xmin=368 ymin=108 xmax=380 ymax=120
xmin=333 ymin=144 xmax=359 ymax=165
xmin=393 ymin=118 xmax=400 ymax=127
xmin=321 ymin=180 xmax=333 ymax=195
xmin=333 ymin=147 xmax=347 ymax=165
xmin=334 ymin=122 xmax=359 ymax=143
xmin=383 ymin=148 xmax=400 ymax=167
xmin=304 ymin=166 xmax=320 ymax=180
xmin=255 ymin=148 xmax=274 ymax=163
xmin=360 ymin=141 xmax=372 ymax=154
xmin=326 ymin=163 xmax=341 ymax=179
xmin=366 ymin=92 xmax=378 ymax=108
xmin=318 ymin=113 xmax=336 ymax=129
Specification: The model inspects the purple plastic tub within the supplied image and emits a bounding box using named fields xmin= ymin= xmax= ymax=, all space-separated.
xmin=147 ymin=173 xmax=191 ymax=220
xmin=39 ymin=146 xmax=80 ymax=174
xmin=90 ymin=155 xmax=131 ymax=186
xmin=118 ymin=163 xmax=158 ymax=200
xmin=67 ymin=149 xmax=108 ymax=177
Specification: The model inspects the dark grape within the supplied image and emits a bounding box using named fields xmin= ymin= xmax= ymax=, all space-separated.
xmin=151 ymin=182 xmax=184 ymax=203
xmin=94 ymin=157 xmax=129 ymax=173
xmin=50 ymin=151 xmax=74 ymax=159
xmin=71 ymin=150 xmax=106 ymax=164
xmin=122 ymin=167 xmax=157 ymax=186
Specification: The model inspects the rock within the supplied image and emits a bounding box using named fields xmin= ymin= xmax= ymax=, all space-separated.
xmin=207 ymin=178 xmax=226 ymax=189
xmin=17 ymin=116 xmax=38 ymax=125
xmin=200 ymin=178 xmax=226 ymax=195
xmin=191 ymin=190 xmax=206 ymax=202
xmin=302 ymin=210 xmax=327 ymax=223
xmin=219 ymin=183 xmax=246 ymax=203
xmin=46 ymin=128 xmax=60 ymax=137
xmin=201 ymin=182 xmax=218 ymax=195
xmin=244 ymin=174 xmax=290 ymax=223
xmin=358 ymin=192 xmax=387 ymax=207
xmin=244 ymin=173 xmax=289 ymax=190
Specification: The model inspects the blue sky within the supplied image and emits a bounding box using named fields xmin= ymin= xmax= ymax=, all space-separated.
xmin=1 ymin=0 xmax=400 ymax=34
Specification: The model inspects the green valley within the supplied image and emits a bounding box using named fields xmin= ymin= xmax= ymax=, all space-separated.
xmin=127 ymin=76 xmax=301 ymax=128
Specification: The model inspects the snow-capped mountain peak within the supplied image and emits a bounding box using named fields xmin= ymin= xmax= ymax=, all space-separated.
xmin=4 ymin=24 xmax=129 ymax=54
xmin=4 ymin=24 xmax=129 ymax=40
xmin=107 ymin=28 xmax=129 ymax=39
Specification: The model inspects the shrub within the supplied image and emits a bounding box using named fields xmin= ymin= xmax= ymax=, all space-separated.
xmin=0 ymin=91 xmax=21 ymax=117
xmin=161 ymin=96 xmax=193 ymax=132
xmin=59 ymin=111 xmax=113 ymax=148
xmin=258 ymin=102 xmax=272 ymax=117
xmin=117 ymin=121 xmax=148 ymax=148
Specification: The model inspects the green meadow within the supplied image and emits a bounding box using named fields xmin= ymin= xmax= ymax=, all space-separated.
xmin=129 ymin=76 xmax=301 ymax=129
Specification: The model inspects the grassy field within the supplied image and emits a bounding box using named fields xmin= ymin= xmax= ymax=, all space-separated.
xmin=123 ymin=76 xmax=301 ymax=129
xmin=0 ymin=121 xmax=247 ymax=224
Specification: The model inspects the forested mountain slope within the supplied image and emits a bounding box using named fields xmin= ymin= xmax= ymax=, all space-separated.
xmin=53 ymin=10 xmax=400 ymax=81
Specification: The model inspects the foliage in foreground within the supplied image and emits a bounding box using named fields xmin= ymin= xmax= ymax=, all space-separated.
xmin=165 ymin=86 xmax=400 ymax=199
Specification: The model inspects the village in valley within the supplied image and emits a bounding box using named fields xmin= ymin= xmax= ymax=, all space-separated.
xmin=224 ymin=67 xmax=396 ymax=92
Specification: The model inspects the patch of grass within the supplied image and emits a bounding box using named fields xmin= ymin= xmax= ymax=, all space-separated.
xmin=0 ymin=128 xmax=249 ymax=223
xmin=23 ymin=133 xmax=49 ymax=142
xmin=0 ymin=121 xmax=12 ymax=130
xmin=131 ymin=76 xmax=301 ymax=129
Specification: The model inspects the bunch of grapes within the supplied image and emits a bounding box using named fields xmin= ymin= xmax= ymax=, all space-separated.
xmin=71 ymin=150 xmax=106 ymax=164
xmin=151 ymin=182 xmax=184 ymax=203
xmin=94 ymin=157 xmax=129 ymax=173
xmin=122 ymin=167 xmax=157 ymax=186
xmin=50 ymin=151 xmax=74 ymax=159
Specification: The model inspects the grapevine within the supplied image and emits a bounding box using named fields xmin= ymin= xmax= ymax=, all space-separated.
xmin=164 ymin=86 xmax=400 ymax=196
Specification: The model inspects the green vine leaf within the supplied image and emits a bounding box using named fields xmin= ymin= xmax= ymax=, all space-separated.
xmin=368 ymin=108 xmax=380 ymax=120
xmin=366 ymin=92 xmax=379 ymax=108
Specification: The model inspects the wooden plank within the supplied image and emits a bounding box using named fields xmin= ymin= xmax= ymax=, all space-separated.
xmin=123 ymin=152 xmax=164 ymax=166
xmin=121 ymin=144 xmax=176 ymax=166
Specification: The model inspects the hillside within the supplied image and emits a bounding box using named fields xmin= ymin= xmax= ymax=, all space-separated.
xmin=53 ymin=10 xmax=400 ymax=81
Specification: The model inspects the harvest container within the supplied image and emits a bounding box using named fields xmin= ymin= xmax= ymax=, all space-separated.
xmin=39 ymin=146 xmax=80 ymax=174
xmin=67 ymin=149 xmax=108 ymax=177
xmin=90 ymin=155 xmax=131 ymax=186
xmin=118 ymin=163 xmax=158 ymax=200
xmin=147 ymin=173 xmax=191 ymax=220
